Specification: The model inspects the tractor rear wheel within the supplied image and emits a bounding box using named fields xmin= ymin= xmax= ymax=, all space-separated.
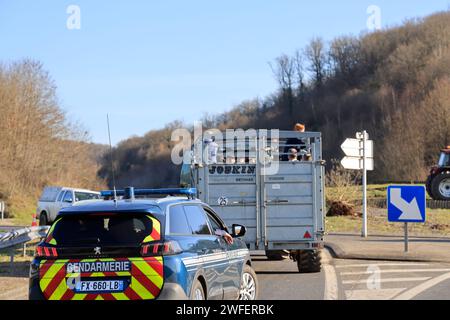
xmin=431 ymin=172 xmax=450 ymax=200
xmin=426 ymin=175 xmax=433 ymax=199
xmin=296 ymin=250 xmax=321 ymax=273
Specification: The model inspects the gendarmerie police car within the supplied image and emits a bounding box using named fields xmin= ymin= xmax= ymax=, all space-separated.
xmin=29 ymin=188 xmax=258 ymax=300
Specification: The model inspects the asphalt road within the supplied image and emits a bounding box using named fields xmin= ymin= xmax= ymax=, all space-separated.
xmin=253 ymin=249 xmax=450 ymax=300
xmin=251 ymin=251 xmax=326 ymax=300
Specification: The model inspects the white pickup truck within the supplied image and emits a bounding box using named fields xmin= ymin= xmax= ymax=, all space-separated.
xmin=36 ymin=186 xmax=101 ymax=225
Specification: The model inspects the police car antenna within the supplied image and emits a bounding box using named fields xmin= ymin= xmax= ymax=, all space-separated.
xmin=107 ymin=114 xmax=118 ymax=205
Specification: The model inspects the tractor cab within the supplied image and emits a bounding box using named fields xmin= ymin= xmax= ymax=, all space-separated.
xmin=438 ymin=147 xmax=450 ymax=167
xmin=426 ymin=146 xmax=450 ymax=201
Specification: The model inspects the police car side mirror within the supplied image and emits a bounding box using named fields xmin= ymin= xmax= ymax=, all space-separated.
xmin=231 ymin=224 xmax=246 ymax=238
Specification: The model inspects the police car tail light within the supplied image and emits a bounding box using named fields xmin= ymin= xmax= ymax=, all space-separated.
xmin=141 ymin=240 xmax=182 ymax=257
xmin=35 ymin=245 xmax=58 ymax=259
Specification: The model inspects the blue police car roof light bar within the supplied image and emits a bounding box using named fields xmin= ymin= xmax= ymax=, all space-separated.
xmin=100 ymin=187 xmax=197 ymax=199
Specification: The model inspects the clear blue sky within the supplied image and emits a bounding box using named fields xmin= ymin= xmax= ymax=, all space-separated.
xmin=0 ymin=0 xmax=448 ymax=145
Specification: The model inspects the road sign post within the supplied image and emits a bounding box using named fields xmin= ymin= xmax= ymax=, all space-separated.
xmin=0 ymin=201 xmax=4 ymax=220
xmin=341 ymin=131 xmax=373 ymax=238
xmin=362 ymin=131 xmax=367 ymax=238
xmin=404 ymin=222 xmax=408 ymax=252
xmin=387 ymin=185 xmax=426 ymax=253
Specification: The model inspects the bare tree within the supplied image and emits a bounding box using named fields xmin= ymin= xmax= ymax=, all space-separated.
xmin=270 ymin=54 xmax=295 ymax=115
xmin=421 ymin=77 xmax=450 ymax=160
xmin=293 ymin=50 xmax=307 ymax=99
xmin=329 ymin=36 xmax=361 ymax=85
xmin=0 ymin=60 xmax=104 ymax=216
xmin=305 ymin=37 xmax=327 ymax=87
xmin=270 ymin=54 xmax=294 ymax=90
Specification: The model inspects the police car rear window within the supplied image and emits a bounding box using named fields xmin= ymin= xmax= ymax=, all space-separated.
xmin=50 ymin=214 xmax=154 ymax=247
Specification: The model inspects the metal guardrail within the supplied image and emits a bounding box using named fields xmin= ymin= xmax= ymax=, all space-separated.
xmin=0 ymin=226 xmax=49 ymax=250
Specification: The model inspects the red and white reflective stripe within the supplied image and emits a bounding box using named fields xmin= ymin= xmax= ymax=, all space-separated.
xmin=36 ymin=246 xmax=58 ymax=258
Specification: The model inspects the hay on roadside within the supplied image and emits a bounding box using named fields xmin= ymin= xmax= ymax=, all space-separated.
xmin=327 ymin=200 xmax=357 ymax=217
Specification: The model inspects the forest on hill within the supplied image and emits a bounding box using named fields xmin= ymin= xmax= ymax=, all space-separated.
xmin=99 ymin=11 xmax=450 ymax=189
xmin=0 ymin=60 xmax=105 ymax=219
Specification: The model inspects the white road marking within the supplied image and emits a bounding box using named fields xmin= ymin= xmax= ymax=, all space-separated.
xmin=342 ymin=277 xmax=430 ymax=285
xmin=394 ymin=272 xmax=450 ymax=300
xmin=340 ymin=268 xmax=450 ymax=276
xmin=336 ymin=263 xmax=429 ymax=268
xmin=322 ymin=250 xmax=338 ymax=300
xmin=345 ymin=288 xmax=406 ymax=300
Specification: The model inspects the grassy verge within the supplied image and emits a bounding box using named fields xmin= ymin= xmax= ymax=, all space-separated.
xmin=326 ymin=208 xmax=450 ymax=237
xmin=326 ymin=183 xmax=433 ymax=204
xmin=0 ymin=194 xmax=37 ymax=226
xmin=0 ymin=243 xmax=37 ymax=278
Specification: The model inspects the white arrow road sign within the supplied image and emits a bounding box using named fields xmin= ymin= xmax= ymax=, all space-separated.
xmin=341 ymin=157 xmax=374 ymax=171
xmin=341 ymin=139 xmax=373 ymax=158
xmin=389 ymin=188 xmax=423 ymax=220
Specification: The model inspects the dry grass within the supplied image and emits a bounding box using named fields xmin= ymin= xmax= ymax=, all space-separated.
xmin=0 ymin=194 xmax=37 ymax=227
xmin=327 ymin=184 xmax=434 ymax=204
xmin=326 ymin=208 xmax=450 ymax=237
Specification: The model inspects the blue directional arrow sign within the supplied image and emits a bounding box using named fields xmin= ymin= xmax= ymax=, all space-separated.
xmin=387 ymin=185 xmax=426 ymax=223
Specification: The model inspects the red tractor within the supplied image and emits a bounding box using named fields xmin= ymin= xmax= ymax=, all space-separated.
xmin=426 ymin=146 xmax=450 ymax=201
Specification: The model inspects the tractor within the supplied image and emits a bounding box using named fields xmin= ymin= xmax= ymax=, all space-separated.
xmin=426 ymin=146 xmax=450 ymax=201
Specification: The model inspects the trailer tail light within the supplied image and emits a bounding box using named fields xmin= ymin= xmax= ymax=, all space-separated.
xmin=303 ymin=231 xmax=312 ymax=239
xmin=141 ymin=240 xmax=182 ymax=257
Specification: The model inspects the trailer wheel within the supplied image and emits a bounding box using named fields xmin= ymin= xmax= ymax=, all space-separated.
xmin=265 ymin=250 xmax=288 ymax=261
xmin=431 ymin=172 xmax=450 ymax=200
xmin=296 ymin=250 xmax=321 ymax=273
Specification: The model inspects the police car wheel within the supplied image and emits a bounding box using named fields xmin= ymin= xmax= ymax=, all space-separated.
xmin=190 ymin=279 xmax=205 ymax=300
xmin=239 ymin=265 xmax=258 ymax=300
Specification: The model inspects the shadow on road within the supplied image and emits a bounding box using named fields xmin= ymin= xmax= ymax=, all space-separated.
xmin=250 ymin=257 xmax=273 ymax=261
xmin=0 ymin=261 xmax=30 ymax=278
xmin=255 ymin=270 xmax=300 ymax=275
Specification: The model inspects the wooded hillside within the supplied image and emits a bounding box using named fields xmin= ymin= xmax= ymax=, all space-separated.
xmin=0 ymin=60 xmax=105 ymax=220
xmin=99 ymin=11 xmax=450 ymax=188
